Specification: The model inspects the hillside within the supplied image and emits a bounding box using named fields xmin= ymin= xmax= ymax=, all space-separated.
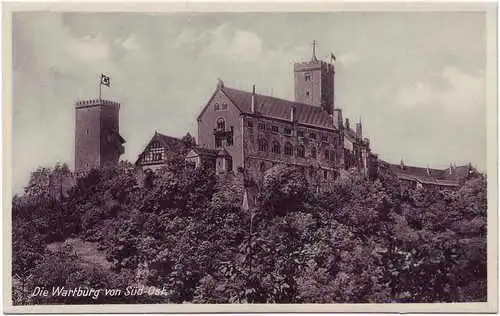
xmin=12 ymin=162 xmax=487 ymax=304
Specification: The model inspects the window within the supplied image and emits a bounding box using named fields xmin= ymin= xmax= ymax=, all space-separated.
xmin=151 ymin=141 xmax=161 ymax=148
xmin=311 ymin=147 xmax=317 ymax=159
xmin=215 ymin=138 xmax=222 ymax=148
xmin=258 ymin=123 xmax=266 ymax=130
xmin=221 ymin=103 xmax=228 ymax=110
xmin=297 ymin=145 xmax=305 ymax=158
xmin=247 ymin=120 xmax=253 ymax=128
xmin=258 ymin=139 xmax=268 ymax=152
xmin=284 ymin=127 xmax=292 ymax=136
xmin=297 ymin=130 xmax=304 ymax=137
xmin=309 ymin=133 xmax=316 ymax=140
xmin=306 ymin=91 xmax=310 ymax=98
xmin=271 ymin=125 xmax=279 ymax=133
xmin=329 ymin=151 xmax=335 ymax=162
xmin=323 ymin=170 xmax=328 ymax=179
xmin=321 ymin=135 xmax=329 ymax=143
xmin=305 ymin=73 xmax=312 ymax=81
xmin=260 ymin=162 xmax=266 ymax=172
xmin=214 ymin=103 xmax=220 ymax=111
xmin=272 ymin=141 xmax=281 ymax=154
xmin=324 ymin=150 xmax=330 ymax=160
xmin=284 ymin=143 xmax=293 ymax=156
xmin=227 ymin=135 xmax=233 ymax=146
xmin=152 ymin=152 xmax=163 ymax=162
xmin=217 ymin=118 xmax=225 ymax=131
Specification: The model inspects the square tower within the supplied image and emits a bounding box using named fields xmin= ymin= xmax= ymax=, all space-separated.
xmin=75 ymin=99 xmax=125 ymax=171
xmin=294 ymin=53 xmax=335 ymax=114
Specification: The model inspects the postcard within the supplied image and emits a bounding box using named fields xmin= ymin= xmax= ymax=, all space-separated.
xmin=3 ymin=1 xmax=498 ymax=314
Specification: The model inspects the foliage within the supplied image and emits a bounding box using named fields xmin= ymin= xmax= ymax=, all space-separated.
xmin=12 ymin=162 xmax=487 ymax=304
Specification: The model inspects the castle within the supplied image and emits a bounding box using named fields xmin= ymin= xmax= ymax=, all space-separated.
xmin=75 ymin=46 xmax=477 ymax=191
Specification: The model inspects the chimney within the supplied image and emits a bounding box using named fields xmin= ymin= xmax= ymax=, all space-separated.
xmin=332 ymin=108 xmax=343 ymax=129
xmin=426 ymin=165 xmax=431 ymax=176
xmin=449 ymin=162 xmax=454 ymax=175
xmin=400 ymin=159 xmax=405 ymax=169
xmin=251 ymin=85 xmax=256 ymax=113
xmin=290 ymin=105 xmax=296 ymax=122
xmin=345 ymin=118 xmax=350 ymax=129
xmin=356 ymin=121 xmax=362 ymax=139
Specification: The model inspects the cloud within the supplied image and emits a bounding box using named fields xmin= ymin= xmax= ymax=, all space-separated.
xmin=392 ymin=66 xmax=484 ymax=116
xmin=177 ymin=24 xmax=264 ymax=63
xmin=337 ymin=52 xmax=359 ymax=65
xmin=121 ymin=34 xmax=142 ymax=51
xmin=64 ymin=35 xmax=110 ymax=62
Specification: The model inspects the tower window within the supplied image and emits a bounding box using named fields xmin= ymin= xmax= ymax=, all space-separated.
xmin=297 ymin=145 xmax=305 ymax=158
xmin=258 ymin=139 xmax=268 ymax=152
xmin=258 ymin=123 xmax=266 ymax=130
xmin=305 ymin=73 xmax=312 ymax=81
xmin=305 ymin=91 xmax=310 ymax=98
xmin=272 ymin=141 xmax=281 ymax=154
xmin=217 ymin=118 xmax=225 ymax=131
xmin=309 ymin=133 xmax=316 ymax=139
xmin=297 ymin=130 xmax=304 ymax=137
xmin=284 ymin=127 xmax=292 ymax=136
xmin=284 ymin=143 xmax=293 ymax=156
xmin=271 ymin=125 xmax=279 ymax=133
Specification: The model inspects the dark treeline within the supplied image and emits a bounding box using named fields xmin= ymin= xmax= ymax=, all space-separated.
xmin=12 ymin=161 xmax=487 ymax=304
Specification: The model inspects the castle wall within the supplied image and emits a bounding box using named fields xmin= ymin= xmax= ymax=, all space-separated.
xmin=197 ymin=90 xmax=244 ymax=172
xmin=242 ymin=115 xmax=342 ymax=190
xmin=75 ymin=100 xmax=122 ymax=171
xmin=100 ymin=104 xmax=121 ymax=167
xmin=75 ymin=105 xmax=102 ymax=170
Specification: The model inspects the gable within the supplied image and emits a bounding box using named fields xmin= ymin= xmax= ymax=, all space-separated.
xmin=197 ymin=87 xmax=242 ymax=122
xmin=135 ymin=132 xmax=185 ymax=165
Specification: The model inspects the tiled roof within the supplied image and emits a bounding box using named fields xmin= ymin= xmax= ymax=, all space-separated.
xmin=384 ymin=161 xmax=476 ymax=187
xmin=153 ymin=132 xmax=185 ymax=152
xmin=221 ymin=87 xmax=335 ymax=129
xmin=190 ymin=146 xmax=218 ymax=157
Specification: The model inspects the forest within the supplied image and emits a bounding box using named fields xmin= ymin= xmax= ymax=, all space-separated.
xmin=12 ymin=159 xmax=487 ymax=304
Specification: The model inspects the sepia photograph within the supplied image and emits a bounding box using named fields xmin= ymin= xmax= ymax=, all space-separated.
xmin=3 ymin=1 xmax=498 ymax=314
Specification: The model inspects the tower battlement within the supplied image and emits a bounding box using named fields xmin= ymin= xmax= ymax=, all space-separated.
xmin=75 ymin=99 xmax=120 ymax=108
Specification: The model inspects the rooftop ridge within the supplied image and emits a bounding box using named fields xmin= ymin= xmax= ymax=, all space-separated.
xmin=75 ymin=99 xmax=120 ymax=107
xmin=222 ymin=86 xmax=328 ymax=111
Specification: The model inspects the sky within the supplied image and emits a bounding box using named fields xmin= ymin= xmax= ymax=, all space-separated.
xmin=12 ymin=10 xmax=489 ymax=194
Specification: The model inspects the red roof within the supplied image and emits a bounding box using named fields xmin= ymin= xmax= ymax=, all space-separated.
xmin=221 ymin=87 xmax=335 ymax=129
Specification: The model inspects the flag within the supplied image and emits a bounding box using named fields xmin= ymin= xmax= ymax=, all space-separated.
xmin=100 ymin=74 xmax=111 ymax=87
xmin=331 ymin=53 xmax=336 ymax=61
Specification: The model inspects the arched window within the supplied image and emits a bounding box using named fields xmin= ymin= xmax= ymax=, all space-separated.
xmin=260 ymin=161 xmax=266 ymax=172
xmin=284 ymin=143 xmax=293 ymax=156
xmin=258 ymin=139 xmax=268 ymax=152
xmin=272 ymin=141 xmax=281 ymax=154
xmin=216 ymin=118 xmax=225 ymax=131
xmin=323 ymin=170 xmax=328 ymax=179
xmin=324 ymin=149 xmax=330 ymax=160
xmin=311 ymin=147 xmax=317 ymax=159
xmin=297 ymin=145 xmax=305 ymax=158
